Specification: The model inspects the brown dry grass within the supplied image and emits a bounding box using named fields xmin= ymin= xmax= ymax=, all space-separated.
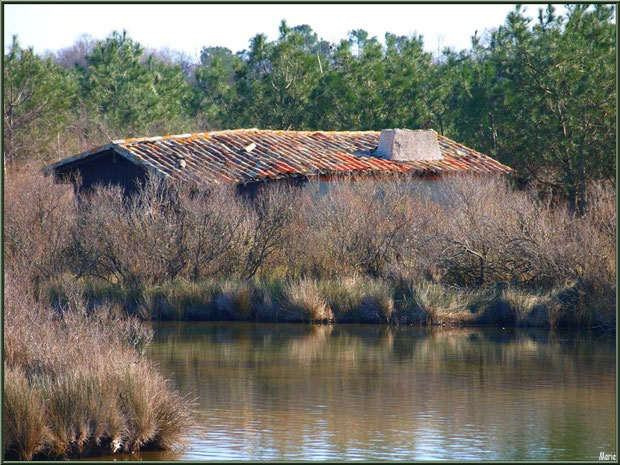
xmin=281 ymin=279 xmax=334 ymax=322
xmin=3 ymin=271 xmax=193 ymax=460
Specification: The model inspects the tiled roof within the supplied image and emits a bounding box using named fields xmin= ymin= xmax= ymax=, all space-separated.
xmin=48 ymin=129 xmax=512 ymax=184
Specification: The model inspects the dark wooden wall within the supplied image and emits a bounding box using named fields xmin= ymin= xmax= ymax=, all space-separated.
xmin=55 ymin=149 xmax=148 ymax=195
xmin=236 ymin=176 xmax=307 ymax=199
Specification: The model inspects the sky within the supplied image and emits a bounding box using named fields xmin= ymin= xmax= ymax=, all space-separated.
xmin=3 ymin=3 xmax=560 ymax=60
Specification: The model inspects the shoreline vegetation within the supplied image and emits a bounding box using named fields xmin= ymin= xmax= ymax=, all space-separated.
xmin=4 ymin=167 xmax=615 ymax=459
xmin=6 ymin=168 xmax=615 ymax=332
xmin=3 ymin=273 xmax=193 ymax=461
xmin=46 ymin=275 xmax=613 ymax=329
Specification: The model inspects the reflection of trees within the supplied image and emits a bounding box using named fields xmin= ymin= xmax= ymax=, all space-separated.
xmin=146 ymin=323 xmax=615 ymax=460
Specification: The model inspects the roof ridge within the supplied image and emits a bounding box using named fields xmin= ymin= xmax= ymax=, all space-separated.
xmin=111 ymin=129 xmax=257 ymax=145
xmin=112 ymin=128 xmax=383 ymax=145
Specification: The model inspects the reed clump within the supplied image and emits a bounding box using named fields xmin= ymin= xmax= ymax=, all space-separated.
xmin=3 ymin=271 xmax=192 ymax=460
xmin=216 ymin=280 xmax=255 ymax=320
xmin=3 ymin=366 xmax=50 ymax=461
xmin=281 ymin=279 xmax=334 ymax=322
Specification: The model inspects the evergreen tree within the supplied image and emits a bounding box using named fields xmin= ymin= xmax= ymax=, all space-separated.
xmin=234 ymin=21 xmax=325 ymax=129
xmin=448 ymin=4 xmax=615 ymax=212
xmin=3 ymin=36 xmax=78 ymax=165
xmin=3 ymin=8 xmax=615 ymax=208
xmin=81 ymin=31 xmax=190 ymax=135
xmin=192 ymin=46 xmax=242 ymax=129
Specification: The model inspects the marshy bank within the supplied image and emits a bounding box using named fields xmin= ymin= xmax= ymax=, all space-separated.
xmin=2 ymin=167 xmax=615 ymax=460
xmin=6 ymin=168 xmax=615 ymax=330
xmin=46 ymin=275 xmax=614 ymax=329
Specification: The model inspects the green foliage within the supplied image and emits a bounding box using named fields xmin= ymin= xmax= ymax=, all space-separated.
xmin=3 ymin=36 xmax=78 ymax=165
xmin=446 ymin=4 xmax=615 ymax=212
xmin=192 ymin=46 xmax=242 ymax=128
xmin=81 ymin=30 xmax=190 ymax=135
xmin=232 ymin=21 xmax=326 ymax=129
xmin=310 ymin=32 xmax=433 ymax=130
xmin=4 ymin=8 xmax=616 ymax=207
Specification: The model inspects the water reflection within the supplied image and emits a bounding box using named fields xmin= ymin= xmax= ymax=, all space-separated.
xmin=116 ymin=323 xmax=616 ymax=460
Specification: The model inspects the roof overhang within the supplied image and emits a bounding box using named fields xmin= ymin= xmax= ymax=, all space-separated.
xmin=45 ymin=143 xmax=166 ymax=178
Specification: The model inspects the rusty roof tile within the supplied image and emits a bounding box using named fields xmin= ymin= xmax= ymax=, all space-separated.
xmin=48 ymin=129 xmax=512 ymax=183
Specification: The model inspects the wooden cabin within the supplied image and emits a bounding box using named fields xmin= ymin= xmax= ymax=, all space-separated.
xmin=46 ymin=128 xmax=512 ymax=195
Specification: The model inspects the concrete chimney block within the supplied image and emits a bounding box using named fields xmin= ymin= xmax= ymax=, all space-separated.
xmin=375 ymin=129 xmax=443 ymax=162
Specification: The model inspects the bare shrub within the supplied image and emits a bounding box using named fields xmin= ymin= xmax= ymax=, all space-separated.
xmin=587 ymin=182 xmax=616 ymax=245
xmin=74 ymin=178 xmax=192 ymax=287
xmin=428 ymin=175 xmax=615 ymax=296
xmin=73 ymin=178 xmax=244 ymax=286
xmin=71 ymin=184 xmax=140 ymax=285
xmin=179 ymin=183 xmax=249 ymax=280
xmin=240 ymin=183 xmax=299 ymax=279
xmin=4 ymin=167 xmax=76 ymax=289
xmin=66 ymin=171 xmax=614 ymax=300
xmin=433 ymin=176 xmax=543 ymax=285
xmin=297 ymin=178 xmax=431 ymax=278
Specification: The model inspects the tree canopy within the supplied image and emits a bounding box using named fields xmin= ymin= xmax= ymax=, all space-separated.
xmin=3 ymin=5 xmax=615 ymax=210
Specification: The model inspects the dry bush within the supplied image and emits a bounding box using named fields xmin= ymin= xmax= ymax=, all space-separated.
xmin=433 ymin=176 xmax=548 ymax=285
xmin=4 ymin=167 xmax=77 ymax=289
xmin=74 ymin=179 xmax=191 ymax=286
xmin=178 ymin=183 xmax=249 ymax=280
xmin=71 ymin=184 xmax=139 ymax=285
xmin=73 ymin=178 xmax=252 ymax=286
xmin=430 ymin=175 xmax=615 ymax=292
xmin=587 ymin=182 xmax=616 ymax=245
xmin=240 ymin=183 xmax=299 ymax=279
xmin=67 ymin=172 xmax=612 ymax=290
xmin=296 ymin=178 xmax=433 ymax=278
xmin=72 ymin=177 xmax=300 ymax=287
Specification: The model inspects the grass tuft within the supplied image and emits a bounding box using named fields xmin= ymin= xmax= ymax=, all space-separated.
xmin=3 ymin=272 xmax=192 ymax=460
xmin=281 ymin=279 xmax=334 ymax=322
xmin=216 ymin=280 xmax=255 ymax=320
xmin=4 ymin=366 xmax=50 ymax=460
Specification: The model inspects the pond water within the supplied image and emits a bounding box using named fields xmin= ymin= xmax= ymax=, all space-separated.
xmin=99 ymin=322 xmax=616 ymax=461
